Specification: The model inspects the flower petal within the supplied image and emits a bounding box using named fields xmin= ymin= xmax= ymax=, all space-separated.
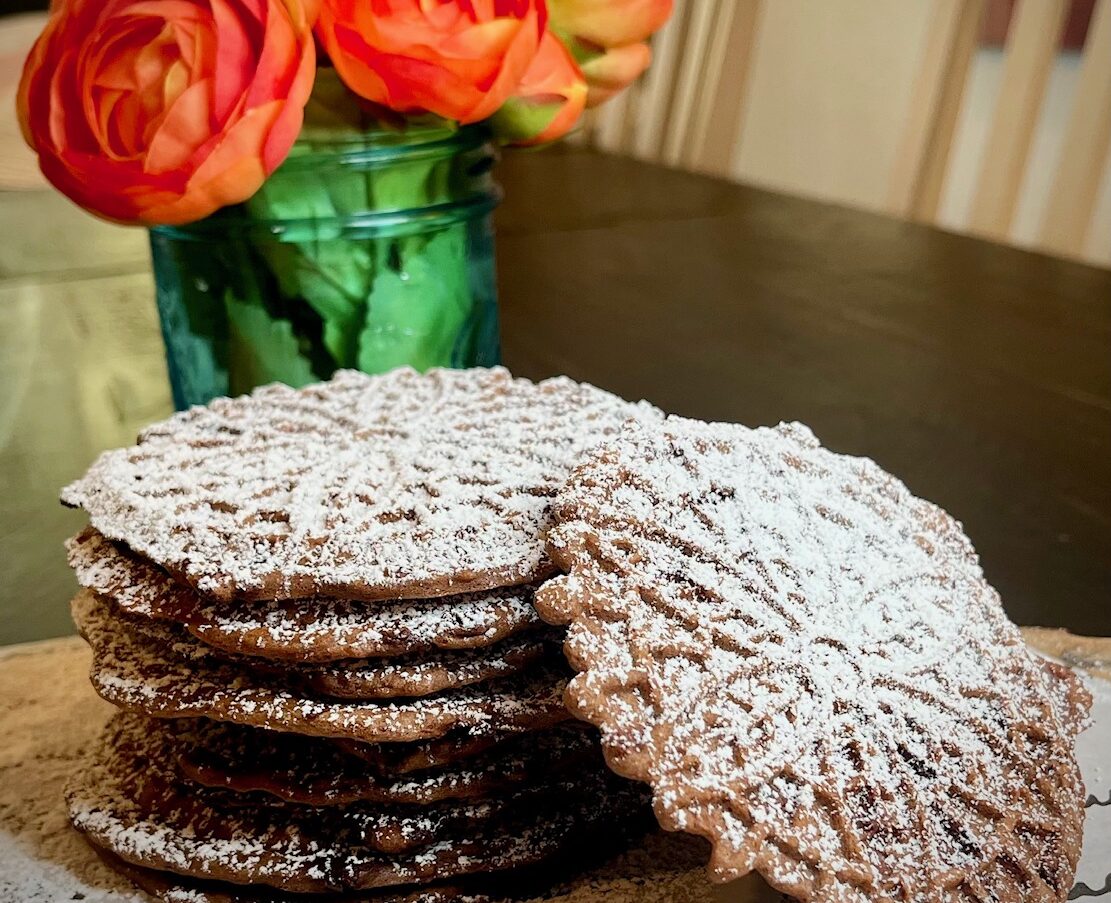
xmin=18 ymin=0 xmax=315 ymax=224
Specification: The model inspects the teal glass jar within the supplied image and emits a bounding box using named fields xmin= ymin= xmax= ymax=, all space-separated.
xmin=149 ymin=121 xmax=501 ymax=410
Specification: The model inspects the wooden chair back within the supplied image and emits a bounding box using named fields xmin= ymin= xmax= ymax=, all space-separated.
xmin=583 ymin=0 xmax=1111 ymax=265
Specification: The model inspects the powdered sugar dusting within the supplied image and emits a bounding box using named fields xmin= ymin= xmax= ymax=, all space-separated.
xmin=73 ymin=591 xmax=571 ymax=743
xmin=62 ymin=368 xmax=658 ymax=602
xmin=536 ymin=416 xmax=1090 ymax=902
xmin=67 ymin=529 xmax=545 ymax=663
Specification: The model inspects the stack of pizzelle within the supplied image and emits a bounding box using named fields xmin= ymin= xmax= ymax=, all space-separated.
xmin=60 ymin=367 xmax=660 ymax=903
xmin=61 ymin=367 xmax=1093 ymax=903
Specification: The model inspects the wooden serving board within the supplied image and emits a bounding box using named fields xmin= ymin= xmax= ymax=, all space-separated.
xmin=1 ymin=632 xmax=1108 ymax=902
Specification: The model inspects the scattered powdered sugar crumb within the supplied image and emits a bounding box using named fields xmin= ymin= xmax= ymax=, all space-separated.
xmin=0 ymin=637 xmax=147 ymax=903
xmin=62 ymin=367 xmax=659 ymax=602
xmin=0 ymin=842 xmax=147 ymax=903
xmin=537 ymin=415 xmax=1090 ymax=903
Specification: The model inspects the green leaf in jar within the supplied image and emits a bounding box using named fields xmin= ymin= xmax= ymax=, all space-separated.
xmin=224 ymin=289 xmax=318 ymax=394
xmin=356 ymin=226 xmax=473 ymax=373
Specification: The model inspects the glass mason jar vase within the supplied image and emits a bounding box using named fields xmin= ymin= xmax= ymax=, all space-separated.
xmin=150 ymin=121 xmax=501 ymax=410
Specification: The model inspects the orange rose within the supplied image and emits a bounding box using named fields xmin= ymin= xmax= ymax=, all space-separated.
xmin=18 ymin=0 xmax=317 ymax=225
xmin=492 ymin=31 xmax=587 ymax=145
xmin=579 ymin=41 xmax=651 ymax=108
xmin=547 ymin=0 xmax=672 ymax=48
xmin=315 ymin=0 xmax=546 ymax=124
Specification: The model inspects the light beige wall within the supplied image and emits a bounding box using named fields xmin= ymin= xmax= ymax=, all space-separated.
xmin=0 ymin=13 xmax=49 ymax=190
xmin=1087 ymin=146 xmax=1111 ymax=263
xmin=938 ymin=48 xmax=1111 ymax=267
xmin=731 ymin=1 xmax=936 ymax=212
xmin=726 ymin=2 xmax=1111 ymax=269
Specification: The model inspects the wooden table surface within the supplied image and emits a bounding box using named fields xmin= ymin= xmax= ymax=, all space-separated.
xmin=0 ymin=146 xmax=1109 ymax=644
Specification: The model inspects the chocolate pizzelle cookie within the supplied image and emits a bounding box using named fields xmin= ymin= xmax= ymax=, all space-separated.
xmin=175 ymin=719 xmax=599 ymax=806
xmin=68 ymin=528 xmax=545 ymax=663
xmin=61 ymin=368 xmax=657 ymax=901
xmin=336 ymin=723 xmax=576 ymax=776
xmin=294 ymin=634 xmax=558 ymax=701
xmin=74 ymin=590 xmax=572 ymax=743
xmin=535 ymin=417 xmax=1091 ymax=903
xmin=67 ymin=715 xmax=649 ymax=894
xmin=62 ymin=367 xmax=656 ymax=602
xmin=211 ymin=631 xmax=561 ymax=701
xmin=96 ymin=847 xmax=498 ymax=903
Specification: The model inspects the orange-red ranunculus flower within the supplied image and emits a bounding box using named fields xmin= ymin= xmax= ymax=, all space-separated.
xmin=547 ymin=0 xmax=672 ymax=48
xmin=580 ymin=41 xmax=651 ymax=107
xmin=493 ymin=30 xmax=587 ymax=145
xmin=315 ymin=0 xmax=547 ymax=124
xmin=18 ymin=0 xmax=317 ymax=225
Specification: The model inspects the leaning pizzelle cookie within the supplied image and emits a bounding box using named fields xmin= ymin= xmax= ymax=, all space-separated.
xmin=62 ymin=367 xmax=658 ymax=602
xmin=67 ymin=528 xmax=545 ymax=664
xmin=535 ymin=417 xmax=1091 ymax=903
xmin=73 ymin=590 xmax=571 ymax=743
xmin=67 ymin=714 xmax=650 ymax=894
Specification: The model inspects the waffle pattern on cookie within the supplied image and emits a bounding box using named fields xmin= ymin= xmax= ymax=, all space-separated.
xmin=62 ymin=368 xmax=657 ymax=602
xmin=535 ymin=417 xmax=1090 ymax=903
